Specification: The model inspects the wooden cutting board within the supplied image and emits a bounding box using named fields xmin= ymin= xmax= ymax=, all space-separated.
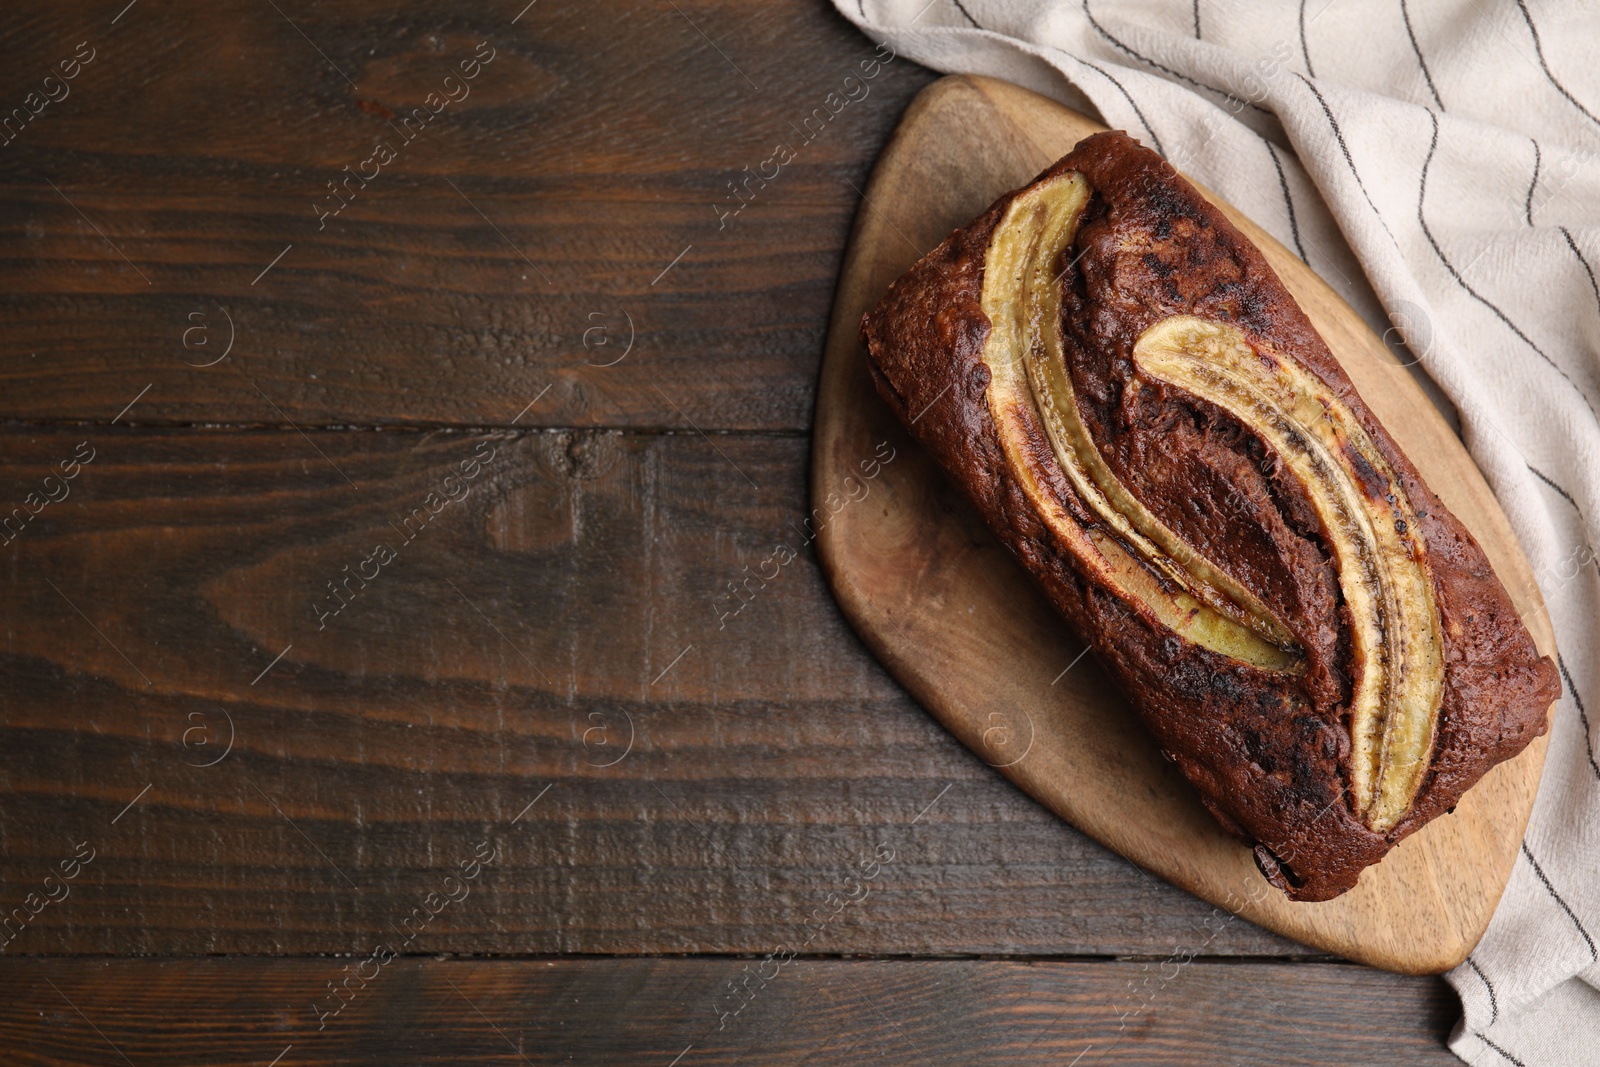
xmin=812 ymin=74 xmax=1556 ymax=975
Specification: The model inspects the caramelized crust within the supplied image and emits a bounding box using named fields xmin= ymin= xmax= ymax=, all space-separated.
xmin=860 ymin=131 xmax=1558 ymax=900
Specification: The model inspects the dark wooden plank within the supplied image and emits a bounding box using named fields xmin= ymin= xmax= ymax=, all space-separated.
xmin=0 ymin=958 xmax=1458 ymax=1065
xmin=0 ymin=0 xmax=933 ymax=431
xmin=0 ymin=426 xmax=1306 ymax=956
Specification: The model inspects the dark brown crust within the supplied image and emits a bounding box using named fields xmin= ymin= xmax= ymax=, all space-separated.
xmin=860 ymin=131 xmax=1559 ymax=901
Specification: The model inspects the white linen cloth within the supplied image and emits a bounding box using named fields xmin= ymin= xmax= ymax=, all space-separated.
xmin=830 ymin=2 xmax=1600 ymax=1063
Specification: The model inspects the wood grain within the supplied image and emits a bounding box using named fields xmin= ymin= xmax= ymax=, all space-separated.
xmin=0 ymin=425 xmax=1308 ymax=957
xmin=814 ymin=74 xmax=1555 ymax=973
xmin=0 ymin=1 xmax=1475 ymax=1058
xmin=0 ymin=958 xmax=1458 ymax=1065
xmin=0 ymin=0 xmax=933 ymax=431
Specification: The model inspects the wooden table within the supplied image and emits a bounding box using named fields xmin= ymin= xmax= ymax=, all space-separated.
xmin=0 ymin=2 xmax=1461 ymax=1062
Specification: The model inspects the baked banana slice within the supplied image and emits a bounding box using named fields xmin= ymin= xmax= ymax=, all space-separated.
xmin=862 ymin=131 xmax=1558 ymax=900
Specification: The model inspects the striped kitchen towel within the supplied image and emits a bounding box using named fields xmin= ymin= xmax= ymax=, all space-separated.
xmin=830 ymin=1 xmax=1600 ymax=1063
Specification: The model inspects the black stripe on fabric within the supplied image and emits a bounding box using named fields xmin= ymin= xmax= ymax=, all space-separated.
xmin=1520 ymin=841 xmax=1598 ymax=960
xmin=1265 ymin=141 xmax=1307 ymax=260
xmin=1529 ymin=462 xmax=1579 ymax=508
xmin=1299 ymin=0 xmax=1315 ymax=77
xmin=1478 ymin=1034 xmax=1529 ymax=1067
xmin=1526 ymin=465 xmax=1600 ymax=785
xmin=1081 ymin=0 xmax=1269 ymax=116
xmin=1418 ymin=111 xmax=1600 ymax=422
xmin=1400 ymin=0 xmax=1443 ymax=109
xmin=951 ymin=0 xmax=979 ymax=28
xmin=1294 ymin=73 xmax=1400 ymax=247
xmin=1525 ymin=140 xmax=1541 ymax=227
xmin=1562 ymin=226 xmax=1600 ymax=319
xmin=1466 ymin=957 xmax=1500 ymax=1025
xmin=1515 ymin=0 xmax=1600 ymax=130
xmin=1076 ymin=57 xmax=1166 ymax=158
xmin=1192 ymin=0 xmax=1201 ymax=39
xmin=1557 ymin=654 xmax=1600 ymax=784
